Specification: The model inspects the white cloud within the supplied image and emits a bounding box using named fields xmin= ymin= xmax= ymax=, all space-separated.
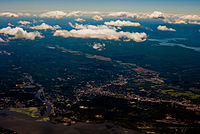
xmin=171 ymin=20 xmax=187 ymax=24
xmin=106 ymin=11 xmax=200 ymax=22
xmin=39 ymin=11 xmax=67 ymax=18
xmin=107 ymin=11 xmax=166 ymax=19
xmin=164 ymin=19 xmax=187 ymax=24
xmin=164 ymin=16 xmax=200 ymax=25
xmin=188 ymin=21 xmax=200 ymax=25
xmin=39 ymin=10 xmax=85 ymax=18
xmin=107 ymin=12 xmax=139 ymax=18
xmin=92 ymin=43 xmax=105 ymax=51
xmin=39 ymin=11 xmax=104 ymax=18
xmin=68 ymin=22 xmax=74 ymax=28
xmin=8 ymin=23 xmax=13 ymax=26
xmin=66 ymin=11 xmax=81 ymax=17
xmin=30 ymin=23 xmax=61 ymax=30
xmin=35 ymin=10 xmax=200 ymax=25
xmin=0 ymin=12 xmax=32 ymax=17
xmin=18 ymin=21 xmax=31 ymax=25
xmin=68 ymin=11 xmax=104 ymax=17
xmin=75 ymin=18 xmax=85 ymax=22
xmin=0 ymin=12 xmax=19 ymax=17
xmin=0 ymin=37 xmax=5 ymax=42
xmin=0 ymin=27 xmax=43 ymax=40
xmin=149 ymin=11 xmax=165 ymax=19
xmin=69 ymin=23 xmax=115 ymax=30
xmin=157 ymin=25 xmax=176 ymax=31
xmin=108 ymin=12 xmax=129 ymax=17
xmin=92 ymin=15 xmax=103 ymax=21
xmin=104 ymin=20 xmax=140 ymax=27
xmin=179 ymin=15 xmax=200 ymax=21
xmin=54 ymin=24 xmax=147 ymax=42
xmin=121 ymin=32 xmax=147 ymax=42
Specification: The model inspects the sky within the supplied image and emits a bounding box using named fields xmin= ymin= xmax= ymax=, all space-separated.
xmin=0 ymin=0 xmax=200 ymax=14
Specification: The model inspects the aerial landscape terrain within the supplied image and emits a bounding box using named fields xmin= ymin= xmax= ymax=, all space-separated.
xmin=0 ymin=0 xmax=200 ymax=134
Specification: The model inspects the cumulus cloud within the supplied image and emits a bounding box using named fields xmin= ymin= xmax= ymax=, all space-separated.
xmin=18 ymin=21 xmax=31 ymax=25
xmin=106 ymin=11 xmax=200 ymax=22
xmin=92 ymin=43 xmax=105 ymax=51
xmin=30 ymin=23 xmax=61 ymax=30
xmin=69 ymin=23 xmax=115 ymax=30
xmin=108 ymin=12 xmax=129 ymax=17
xmin=157 ymin=25 xmax=176 ymax=31
xmin=0 ymin=27 xmax=43 ymax=40
xmin=92 ymin=15 xmax=103 ymax=21
xmin=39 ymin=10 xmax=86 ymax=18
xmin=107 ymin=12 xmax=139 ymax=18
xmin=171 ymin=20 xmax=187 ymax=24
xmin=188 ymin=21 xmax=200 ymax=25
xmin=164 ymin=19 xmax=187 ymax=24
xmin=164 ymin=16 xmax=200 ymax=25
xmin=39 ymin=11 xmax=67 ymax=18
xmin=104 ymin=20 xmax=140 ymax=27
xmin=149 ymin=11 xmax=165 ymax=19
xmin=35 ymin=10 xmax=200 ymax=24
xmin=75 ymin=18 xmax=85 ymax=22
xmin=39 ymin=10 xmax=104 ymax=18
xmin=8 ymin=23 xmax=13 ymax=26
xmin=107 ymin=11 xmax=165 ymax=19
xmin=107 ymin=11 xmax=166 ymax=19
xmin=179 ymin=15 xmax=200 ymax=21
xmin=0 ymin=12 xmax=19 ymax=17
xmin=54 ymin=24 xmax=147 ymax=42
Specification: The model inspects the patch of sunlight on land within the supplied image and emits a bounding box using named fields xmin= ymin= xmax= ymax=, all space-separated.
xmin=62 ymin=117 xmax=72 ymax=123
xmin=10 ymin=107 xmax=40 ymax=118
xmin=160 ymin=89 xmax=174 ymax=94
xmin=36 ymin=117 xmax=50 ymax=122
xmin=55 ymin=45 xmax=111 ymax=61
xmin=126 ymin=88 xmax=135 ymax=91
xmin=61 ymin=117 xmax=76 ymax=125
xmin=161 ymin=90 xmax=200 ymax=99
xmin=85 ymin=54 xmax=111 ymax=61
xmin=116 ymin=94 xmax=124 ymax=98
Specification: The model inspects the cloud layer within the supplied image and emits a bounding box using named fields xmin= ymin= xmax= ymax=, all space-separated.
xmin=0 ymin=12 xmax=19 ymax=17
xmin=39 ymin=11 xmax=67 ymax=18
xmin=69 ymin=23 xmax=115 ymax=30
xmin=0 ymin=12 xmax=31 ymax=17
xmin=149 ymin=11 xmax=165 ymax=19
xmin=1 ymin=10 xmax=200 ymax=24
xmin=104 ymin=20 xmax=140 ymax=27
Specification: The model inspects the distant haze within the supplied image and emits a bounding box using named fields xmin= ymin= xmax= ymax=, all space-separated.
xmin=0 ymin=0 xmax=200 ymax=14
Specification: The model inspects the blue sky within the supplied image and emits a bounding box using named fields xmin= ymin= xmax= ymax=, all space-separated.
xmin=0 ymin=0 xmax=200 ymax=14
